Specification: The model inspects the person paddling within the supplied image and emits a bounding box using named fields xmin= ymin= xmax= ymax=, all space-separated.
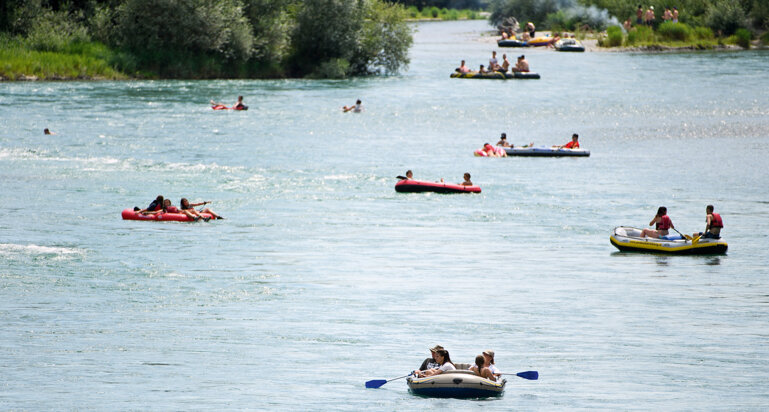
xmin=343 ymin=99 xmax=363 ymax=113
xmin=558 ymin=133 xmax=580 ymax=149
xmin=693 ymin=204 xmax=723 ymax=239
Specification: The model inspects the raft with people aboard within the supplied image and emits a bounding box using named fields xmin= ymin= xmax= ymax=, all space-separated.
xmin=450 ymin=72 xmax=540 ymax=80
xmin=395 ymin=179 xmax=481 ymax=194
xmin=121 ymin=209 xmax=217 ymax=222
xmin=554 ymin=38 xmax=585 ymax=52
xmin=406 ymin=369 xmax=506 ymax=398
xmin=503 ymin=146 xmax=590 ymax=157
xmin=610 ymin=226 xmax=728 ymax=255
xmin=497 ymin=37 xmax=552 ymax=47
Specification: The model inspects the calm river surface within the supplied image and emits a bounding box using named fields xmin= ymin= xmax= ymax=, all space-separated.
xmin=1 ymin=20 xmax=768 ymax=410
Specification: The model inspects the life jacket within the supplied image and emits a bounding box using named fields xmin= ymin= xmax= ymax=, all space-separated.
xmin=710 ymin=213 xmax=723 ymax=228
xmin=656 ymin=215 xmax=672 ymax=230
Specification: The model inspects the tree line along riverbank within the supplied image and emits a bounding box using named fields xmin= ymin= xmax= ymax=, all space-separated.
xmin=0 ymin=0 xmax=414 ymax=81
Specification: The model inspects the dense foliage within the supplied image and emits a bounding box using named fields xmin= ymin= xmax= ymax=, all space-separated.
xmin=489 ymin=0 xmax=768 ymax=34
xmin=0 ymin=0 xmax=413 ymax=79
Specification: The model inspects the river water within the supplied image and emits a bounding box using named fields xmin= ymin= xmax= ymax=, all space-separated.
xmin=1 ymin=20 xmax=768 ymax=410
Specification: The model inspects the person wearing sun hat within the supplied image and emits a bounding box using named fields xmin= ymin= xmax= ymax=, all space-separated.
xmin=472 ymin=349 xmax=502 ymax=379
xmin=419 ymin=345 xmax=444 ymax=371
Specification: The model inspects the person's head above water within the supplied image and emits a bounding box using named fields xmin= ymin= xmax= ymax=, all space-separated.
xmin=356 ymin=99 xmax=361 ymax=105
xmin=464 ymin=172 xmax=471 ymax=180
xmin=501 ymin=132 xmax=507 ymax=139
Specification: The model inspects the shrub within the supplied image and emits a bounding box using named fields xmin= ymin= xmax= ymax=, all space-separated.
xmin=25 ymin=9 xmax=90 ymax=52
xmin=705 ymin=0 xmax=747 ymax=36
xmin=693 ymin=26 xmax=714 ymax=40
xmin=406 ymin=6 xmax=419 ymax=18
xmin=309 ymin=58 xmax=350 ymax=79
xmin=761 ymin=31 xmax=769 ymax=45
xmin=447 ymin=9 xmax=460 ymax=20
xmin=430 ymin=6 xmax=440 ymax=18
xmin=626 ymin=25 xmax=655 ymax=45
xmin=657 ymin=21 xmax=692 ymax=41
xmin=734 ymin=28 xmax=751 ymax=48
xmin=604 ymin=25 xmax=623 ymax=47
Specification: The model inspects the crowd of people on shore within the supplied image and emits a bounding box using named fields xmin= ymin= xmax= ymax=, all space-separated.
xmin=624 ymin=5 xmax=679 ymax=30
xmin=640 ymin=205 xmax=723 ymax=240
xmin=414 ymin=345 xmax=502 ymax=381
xmin=133 ymin=195 xmax=223 ymax=221
xmin=456 ymin=52 xmax=530 ymax=75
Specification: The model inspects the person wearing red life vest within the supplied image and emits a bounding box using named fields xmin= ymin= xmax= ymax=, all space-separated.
xmin=694 ymin=205 xmax=723 ymax=239
xmin=641 ymin=206 xmax=674 ymax=238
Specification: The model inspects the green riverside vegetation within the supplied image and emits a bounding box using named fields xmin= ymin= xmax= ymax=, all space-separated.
xmin=489 ymin=0 xmax=767 ymax=49
xmin=0 ymin=0 xmax=414 ymax=81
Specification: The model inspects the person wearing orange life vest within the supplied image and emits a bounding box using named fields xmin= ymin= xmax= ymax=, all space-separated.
xmin=693 ymin=205 xmax=723 ymax=239
xmin=641 ymin=206 xmax=674 ymax=238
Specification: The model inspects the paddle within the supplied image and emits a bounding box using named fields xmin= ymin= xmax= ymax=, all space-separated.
xmin=672 ymin=228 xmax=693 ymax=241
xmin=500 ymin=370 xmax=539 ymax=380
xmin=365 ymin=373 xmax=413 ymax=389
xmin=396 ymin=175 xmax=408 ymax=180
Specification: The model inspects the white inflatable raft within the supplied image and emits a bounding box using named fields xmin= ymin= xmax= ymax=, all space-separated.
xmin=406 ymin=370 xmax=505 ymax=398
xmin=610 ymin=226 xmax=728 ymax=255
xmin=504 ymin=146 xmax=590 ymax=157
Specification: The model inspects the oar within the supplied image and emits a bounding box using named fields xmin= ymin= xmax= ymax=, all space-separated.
xmin=692 ymin=235 xmax=701 ymax=245
xmin=365 ymin=373 xmax=413 ymax=388
xmin=500 ymin=370 xmax=539 ymax=380
xmin=672 ymin=228 xmax=692 ymax=241
xmin=396 ymin=175 xmax=407 ymax=180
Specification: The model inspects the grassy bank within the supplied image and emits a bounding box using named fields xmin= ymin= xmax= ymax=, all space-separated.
xmin=0 ymin=36 xmax=128 ymax=80
xmin=598 ymin=22 xmax=760 ymax=50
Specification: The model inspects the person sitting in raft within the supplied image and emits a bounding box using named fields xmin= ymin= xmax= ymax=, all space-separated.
xmin=180 ymin=198 xmax=223 ymax=220
xmin=418 ymin=345 xmax=444 ymax=372
xmin=511 ymin=55 xmax=530 ymax=73
xmin=547 ymin=32 xmax=561 ymax=48
xmin=500 ymin=54 xmax=510 ymax=73
xmin=497 ymin=133 xmax=511 ymax=147
xmin=141 ymin=198 xmax=179 ymax=216
xmin=641 ymin=206 xmax=674 ymax=238
xmin=134 ymin=195 xmax=164 ymax=213
xmin=456 ymin=60 xmax=471 ymax=74
xmin=477 ymin=64 xmax=487 ymax=74
xmin=460 ymin=172 xmax=473 ymax=186
xmin=481 ymin=349 xmax=502 ymax=379
xmin=343 ymin=99 xmax=363 ymax=113
xmin=233 ymin=95 xmax=247 ymax=110
xmin=558 ymin=133 xmax=580 ymax=149
xmin=693 ymin=204 xmax=723 ymax=239
xmin=489 ymin=51 xmax=501 ymax=72
xmin=414 ymin=349 xmax=455 ymax=377
xmin=404 ymin=170 xmax=414 ymax=180
xmin=484 ymin=142 xmax=507 ymax=157
xmin=470 ymin=354 xmax=497 ymax=381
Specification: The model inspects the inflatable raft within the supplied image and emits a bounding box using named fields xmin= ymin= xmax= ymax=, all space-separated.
xmin=121 ymin=208 xmax=215 ymax=222
xmin=497 ymin=37 xmax=551 ymax=47
xmin=395 ymin=179 xmax=481 ymax=194
xmin=610 ymin=226 xmax=728 ymax=255
xmin=212 ymin=104 xmax=248 ymax=111
xmin=407 ymin=370 xmax=505 ymax=398
xmin=555 ymin=38 xmax=585 ymax=52
xmin=504 ymin=146 xmax=590 ymax=157
xmin=474 ymin=146 xmax=506 ymax=157
xmin=450 ymin=72 xmax=540 ymax=80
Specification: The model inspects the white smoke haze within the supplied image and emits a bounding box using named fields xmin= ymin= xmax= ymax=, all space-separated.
xmin=564 ymin=4 xmax=622 ymax=29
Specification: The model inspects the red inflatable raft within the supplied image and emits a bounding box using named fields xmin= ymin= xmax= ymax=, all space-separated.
xmin=121 ymin=209 xmax=215 ymax=222
xmin=212 ymin=105 xmax=247 ymax=111
xmin=395 ymin=179 xmax=481 ymax=194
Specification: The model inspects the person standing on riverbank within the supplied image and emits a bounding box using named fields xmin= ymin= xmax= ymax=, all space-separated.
xmin=636 ymin=5 xmax=643 ymax=25
xmin=672 ymin=7 xmax=679 ymax=23
xmin=645 ymin=7 xmax=655 ymax=26
xmin=526 ymin=22 xmax=536 ymax=38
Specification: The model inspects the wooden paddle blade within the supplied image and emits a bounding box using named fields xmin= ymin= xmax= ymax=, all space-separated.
xmin=365 ymin=379 xmax=387 ymax=388
xmin=517 ymin=371 xmax=539 ymax=380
